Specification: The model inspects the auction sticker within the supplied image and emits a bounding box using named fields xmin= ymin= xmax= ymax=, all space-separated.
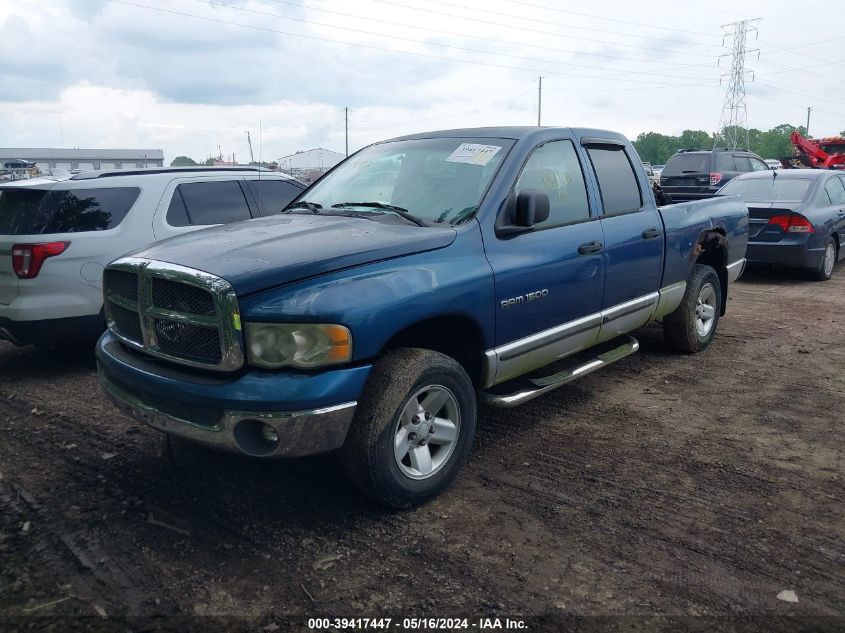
xmin=446 ymin=143 xmax=502 ymax=166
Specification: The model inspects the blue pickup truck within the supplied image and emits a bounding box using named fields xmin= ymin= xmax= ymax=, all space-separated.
xmin=96 ymin=127 xmax=748 ymax=507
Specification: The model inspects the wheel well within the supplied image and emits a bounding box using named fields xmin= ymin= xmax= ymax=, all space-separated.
xmin=381 ymin=315 xmax=485 ymax=387
xmin=695 ymin=229 xmax=728 ymax=316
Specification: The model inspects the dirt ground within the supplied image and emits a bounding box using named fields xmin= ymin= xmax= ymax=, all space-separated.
xmin=0 ymin=266 xmax=842 ymax=632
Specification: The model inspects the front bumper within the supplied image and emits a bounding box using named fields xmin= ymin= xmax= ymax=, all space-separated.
xmin=96 ymin=332 xmax=371 ymax=458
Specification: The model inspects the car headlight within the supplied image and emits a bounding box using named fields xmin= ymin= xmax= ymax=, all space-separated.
xmin=245 ymin=323 xmax=352 ymax=369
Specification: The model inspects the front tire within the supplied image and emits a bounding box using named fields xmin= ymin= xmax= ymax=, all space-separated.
xmin=340 ymin=348 xmax=477 ymax=508
xmin=663 ymin=264 xmax=722 ymax=354
xmin=808 ymin=237 xmax=836 ymax=281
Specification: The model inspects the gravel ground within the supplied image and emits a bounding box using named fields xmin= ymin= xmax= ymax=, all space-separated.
xmin=0 ymin=266 xmax=842 ymax=632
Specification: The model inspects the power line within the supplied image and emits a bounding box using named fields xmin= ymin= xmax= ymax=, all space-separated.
xmin=375 ymin=0 xmax=719 ymax=58
xmin=182 ymin=0 xmax=720 ymax=85
xmin=500 ymin=0 xmax=720 ymax=37
xmin=349 ymin=88 xmax=536 ymax=126
xmin=260 ymin=0 xmax=719 ymax=68
xmin=421 ymin=0 xmax=722 ymax=48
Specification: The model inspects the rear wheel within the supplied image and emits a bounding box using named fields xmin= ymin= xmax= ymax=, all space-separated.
xmin=663 ymin=264 xmax=722 ymax=354
xmin=808 ymin=237 xmax=836 ymax=281
xmin=340 ymin=348 xmax=476 ymax=508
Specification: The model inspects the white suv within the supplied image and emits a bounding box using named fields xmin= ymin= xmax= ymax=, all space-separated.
xmin=0 ymin=167 xmax=305 ymax=346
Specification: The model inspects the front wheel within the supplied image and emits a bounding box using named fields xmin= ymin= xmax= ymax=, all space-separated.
xmin=808 ymin=237 xmax=836 ymax=281
xmin=340 ymin=348 xmax=476 ymax=508
xmin=663 ymin=264 xmax=722 ymax=354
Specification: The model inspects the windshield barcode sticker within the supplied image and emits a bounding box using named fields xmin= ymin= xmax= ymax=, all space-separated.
xmin=445 ymin=143 xmax=502 ymax=166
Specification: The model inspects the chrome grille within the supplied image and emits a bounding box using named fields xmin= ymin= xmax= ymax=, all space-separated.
xmin=103 ymin=258 xmax=243 ymax=371
xmin=153 ymin=319 xmax=222 ymax=364
xmin=110 ymin=302 xmax=144 ymax=344
xmin=152 ymin=277 xmax=215 ymax=316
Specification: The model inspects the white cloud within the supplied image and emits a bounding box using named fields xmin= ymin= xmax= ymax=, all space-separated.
xmin=1 ymin=0 xmax=842 ymax=163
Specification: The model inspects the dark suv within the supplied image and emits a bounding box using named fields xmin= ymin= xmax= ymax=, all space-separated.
xmin=660 ymin=148 xmax=769 ymax=202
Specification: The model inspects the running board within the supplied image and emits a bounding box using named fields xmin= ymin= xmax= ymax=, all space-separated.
xmin=480 ymin=335 xmax=640 ymax=408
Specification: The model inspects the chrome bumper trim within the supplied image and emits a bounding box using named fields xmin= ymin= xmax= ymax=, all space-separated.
xmin=727 ymin=258 xmax=746 ymax=283
xmin=100 ymin=373 xmax=357 ymax=458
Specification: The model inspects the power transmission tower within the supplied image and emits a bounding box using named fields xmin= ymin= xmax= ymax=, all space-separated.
xmin=715 ymin=18 xmax=760 ymax=150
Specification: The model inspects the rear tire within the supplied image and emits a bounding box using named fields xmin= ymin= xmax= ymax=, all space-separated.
xmin=663 ymin=264 xmax=722 ymax=354
xmin=808 ymin=237 xmax=836 ymax=281
xmin=340 ymin=348 xmax=476 ymax=509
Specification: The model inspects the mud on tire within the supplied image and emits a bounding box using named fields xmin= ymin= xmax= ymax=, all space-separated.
xmin=340 ymin=348 xmax=477 ymax=509
xmin=663 ymin=264 xmax=722 ymax=354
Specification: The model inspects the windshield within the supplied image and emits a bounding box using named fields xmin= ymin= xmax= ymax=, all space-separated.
xmin=718 ymin=177 xmax=812 ymax=203
xmin=299 ymin=137 xmax=513 ymax=224
xmin=663 ymin=154 xmax=710 ymax=175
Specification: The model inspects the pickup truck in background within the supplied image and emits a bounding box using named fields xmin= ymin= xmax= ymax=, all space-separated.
xmin=95 ymin=127 xmax=748 ymax=508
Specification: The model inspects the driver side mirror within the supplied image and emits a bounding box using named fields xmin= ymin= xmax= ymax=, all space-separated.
xmin=514 ymin=189 xmax=550 ymax=227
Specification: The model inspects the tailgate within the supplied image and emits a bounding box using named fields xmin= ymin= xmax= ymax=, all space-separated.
xmin=0 ymin=240 xmax=18 ymax=305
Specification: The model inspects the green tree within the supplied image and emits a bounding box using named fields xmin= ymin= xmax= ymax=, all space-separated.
xmin=203 ymin=157 xmax=215 ymax=166
xmin=676 ymin=130 xmax=713 ymax=152
xmin=170 ymin=156 xmax=198 ymax=167
xmin=632 ymin=132 xmax=673 ymax=164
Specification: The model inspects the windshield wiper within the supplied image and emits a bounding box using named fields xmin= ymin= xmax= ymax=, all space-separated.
xmin=331 ymin=202 xmax=427 ymax=227
xmin=284 ymin=200 xmax=323 ymax=214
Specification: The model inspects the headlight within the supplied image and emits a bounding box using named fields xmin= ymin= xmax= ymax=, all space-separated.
xmin=245 ymin=323 xmax=352 ymax=369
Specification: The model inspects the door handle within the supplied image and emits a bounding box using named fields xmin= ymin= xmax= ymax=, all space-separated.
xmin=578 ymin=241 xmax=603 ymax=255
xmin=642 ymin=227 xmax=662 ymax=239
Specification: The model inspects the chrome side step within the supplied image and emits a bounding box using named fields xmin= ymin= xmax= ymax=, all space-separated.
xmin=480 ymin=335 xmax=640 ymax=408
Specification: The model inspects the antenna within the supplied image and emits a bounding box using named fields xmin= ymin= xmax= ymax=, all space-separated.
xmin=714 ymin=18 xmax=761 ymax=150
xmin=246 ymin=130 xmax=255 ymax=164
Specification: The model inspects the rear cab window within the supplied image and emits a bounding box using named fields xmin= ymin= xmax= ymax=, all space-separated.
xmin=166 ymin=180 xmax=252 ymax=226
xmin=585 ymin=145 xmax=642 ymax=215
xmin=0 ymin=186 xmax=140 ymax=234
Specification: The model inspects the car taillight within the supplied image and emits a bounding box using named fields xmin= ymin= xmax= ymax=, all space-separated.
xmin=11 ymin=241 xmax=70 ymax=279
xmin=767 ymin=214 xmax=815 ymax=234
xmin=709 ymin=172 xmax=723 ymax=186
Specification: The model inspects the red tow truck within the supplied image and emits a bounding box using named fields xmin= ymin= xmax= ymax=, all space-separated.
xmin=781 ymin=131 xmax=845 ymax=170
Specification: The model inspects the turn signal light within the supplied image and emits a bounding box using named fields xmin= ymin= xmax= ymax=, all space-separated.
xmin=11 ymin=241 xmax=70 ymax=279
xmin=767 ymin=214 xmax=815 ymax=233
xmin=710 ymin=172 xmax=723 ymax=186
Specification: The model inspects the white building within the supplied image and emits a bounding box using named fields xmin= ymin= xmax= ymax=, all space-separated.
xmin=0 ymin=148 xmax=165 ymax=173
xmin=277 ymin=148 xmax=344 ymax=183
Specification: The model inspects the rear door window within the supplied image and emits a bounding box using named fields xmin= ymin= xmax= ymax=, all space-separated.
xmin=0 ymin=186 xmax=139 ymax=234
xmin=715 ymin=154 xmax=735 ymax=171
xmin=168 ymin=180 xmax=252 ymax=226
xmin=733 ymin=156 xmax=752 ymax=172
xmin=244 ymin=179 xmax=304 ymax=216
xmin=586 ymin=145 xmax=642 ymax=215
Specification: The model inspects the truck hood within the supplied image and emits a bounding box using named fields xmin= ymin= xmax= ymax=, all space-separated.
xmin=128 ymin=215 xmax=457 ymax=296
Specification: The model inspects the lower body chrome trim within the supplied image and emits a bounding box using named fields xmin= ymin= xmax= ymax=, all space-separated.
xmin=651 ymin=281 xmax=687 ymax=321
xmin=726 ymin=258 xmax=746 ymax=283
xmin=482 ymin=335 xmax=640 ymax=408
xmin=100 ymin=372 xmax=357 ymax=458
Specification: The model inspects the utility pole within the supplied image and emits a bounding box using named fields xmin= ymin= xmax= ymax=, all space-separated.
xmin=806 ymin=107 xmax=812 ymax=137
xmin=537 ymin=77 xmax=543 ymax=127
xmin=345 ymin=107 xmax=349 ymax=157
xmin=715 ymin=18 xmax=760 ymax=150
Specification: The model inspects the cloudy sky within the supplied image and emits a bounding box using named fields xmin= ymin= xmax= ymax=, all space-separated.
xmin=1 ymin=0 xmax=843 ymax=163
